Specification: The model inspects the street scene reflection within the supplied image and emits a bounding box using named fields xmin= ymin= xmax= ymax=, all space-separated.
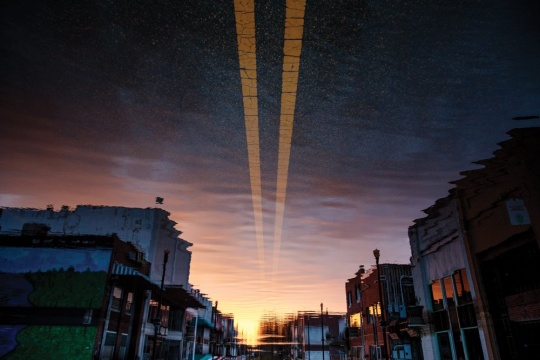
xmin=1 ymin=0 xmax=540 ymax=359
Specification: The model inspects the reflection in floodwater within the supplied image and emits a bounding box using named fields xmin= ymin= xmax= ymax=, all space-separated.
xmin=251 ymin=311 xmax=346 ymax=360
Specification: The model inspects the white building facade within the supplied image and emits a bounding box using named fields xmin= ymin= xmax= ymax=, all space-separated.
xmin=0 ymin=205 xmax=202 ymax=359
xmin=409 ymin=194 xmax=488 ymax=360
xmin=0 ymin=205 xmax=192 ymax=288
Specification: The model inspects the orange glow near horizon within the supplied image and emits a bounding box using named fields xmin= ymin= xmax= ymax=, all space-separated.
xmin=232 ymin=0 xmax=307 ymax=336
xmin=235 ymin=317 xmax=260 ymax=345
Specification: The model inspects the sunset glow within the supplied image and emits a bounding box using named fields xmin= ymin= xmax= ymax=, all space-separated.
xmin=2 ymin=0 xmax=540 ymax=347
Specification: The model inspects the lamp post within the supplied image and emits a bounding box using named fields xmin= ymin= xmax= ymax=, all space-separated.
xmin=152 ymin=249 xmax=170 ymax=360
xmin=358 ymin=281 xmax=366 ymax=360
xmin=307 ymin=314 xmax=311 ymax=360
xmin=186 ymin=308 xmax=199 ymax=360
xmin=320 ymin=303 xmax=325 ymax=360
xmin=373 ymin=249 xmax=387 ymax=360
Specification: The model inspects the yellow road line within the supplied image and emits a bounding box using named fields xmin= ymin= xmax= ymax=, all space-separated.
xmin=234 ymin=0 xmax=265 ymax=266
xmin=273 ymin=0 xmax=306 ymax=271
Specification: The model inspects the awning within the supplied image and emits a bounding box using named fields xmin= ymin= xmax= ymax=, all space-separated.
xmin=194 ymin=354 xmax=213 ymax=360
xmin=163 ymin=285 xmax=206 ymax=309
xmin=194 ymin=317 xmax=214 ymax=328
xmin=112 ymin=263 xmax=205 ymax=309
xmin=112 ymin=262 xmax=157 ymax=287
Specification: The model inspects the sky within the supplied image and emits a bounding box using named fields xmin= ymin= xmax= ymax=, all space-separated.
xmin=1 ymin=0 xmax=540 ymax=342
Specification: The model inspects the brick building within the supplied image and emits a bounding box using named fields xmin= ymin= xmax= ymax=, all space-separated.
xmin=345 ymin=263 xmax=423 ymax=360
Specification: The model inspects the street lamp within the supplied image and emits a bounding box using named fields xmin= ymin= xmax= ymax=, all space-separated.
xmin=373 ymin=249 xmax=387 ymax=360
xmin=186 ymin=308 xmax=199 ymax=360
xmin=307 ymin=314 xmax=311 ymax=360
xmin=152 ymin=249 xmax=170 ymax=360
xmin=357 ymin=269 xmax=366 ymax=360
xmin=320 ymin=303 xmax=325 ymax=360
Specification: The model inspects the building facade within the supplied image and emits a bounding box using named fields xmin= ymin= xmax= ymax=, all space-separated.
xmin=0 ymin=205 xmax=218 ymax=360
xmin=409 ymin=194 xmax=486 ymax=360
xmin=294 ymin=311 xmax=346 ymax=360
xmin=0 ymin=205 xmax=193 ymax=289
xmin=451 ymin=128 xmax=540 ymax=359
xmin=0 ymin=232 xmax=163 ymax=359
xmin=409 ymin=127 xmax=540 ymax=360
xmin=345 ymin=264 xmax=423 ymax=360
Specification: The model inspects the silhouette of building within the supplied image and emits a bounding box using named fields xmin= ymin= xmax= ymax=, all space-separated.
xmin=409 ymin=127 xmax=540 ymax=360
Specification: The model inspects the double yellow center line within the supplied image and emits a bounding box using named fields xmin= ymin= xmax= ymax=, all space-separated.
xmin=234 ymin=0 xmax=306 ymax=272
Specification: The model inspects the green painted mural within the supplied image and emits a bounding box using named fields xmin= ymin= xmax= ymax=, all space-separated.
xmin=3 ymin=326 xmax=97 ymax=360
xmin=0 ymin=246 xmax=112 ymax=359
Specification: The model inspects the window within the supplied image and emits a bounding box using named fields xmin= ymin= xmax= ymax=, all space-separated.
xmin=436 ymin=332 xmax=453 ymax=360
xmin=161 ymin=304 xmax=170 ymax=328
xmin=431 ymin=269 xmax=482 ymax=359
xmin=430 ymin=280 xmax=444 ymax=311
xmin=148 ymin=299 xmax=159 ymax=322
xmin=366 ymin=303 xmax=380 ymax=324
xmin=462 ymin=328 xmax=485 ymax=360
xmin=347 ymin=291 xmax=352 ymax=307
xmin=370 ymin=346 xmax=381 ymax=360
xmin=83 ymin=308 xmax=93 ymax=324
xmin=432 ymin=310 xmax=450 ymax=332
xmin=355 ymin=285 xmax=361 ymax=303
xmin=443 ymin=276 xmax=454 ymax=307
xmin=169 ymin=309 xmax=183 ymax=331
xmin=458 ymin=303 xmax=476 ymax=328
xmin=147 ymin=300 xmax=170 ymax=327
xmin=453 ymin=269 xmax=472 ymax=305
xmin=349 ymin=312 xmax=361 ymax=327
xmin=111 ymin=287 xmax=122 ymax=312
xmin=401 ymin=281 xmax=416 ymax=308
xmin=102 ymin=331 xmax=117 ymax=360
xmin=125 ymin=292 xmax=133 ymax=314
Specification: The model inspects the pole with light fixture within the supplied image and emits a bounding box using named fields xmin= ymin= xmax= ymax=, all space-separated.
xmin=152 ymin=249 xmax=170 ymax=360
xmin=307 ymin=313 xmax=311 ymax=360
xmin=185 ymin=308 xmax=199 ymax=360
xmin=320 ymin=303 xmax=325 ymax=360
xmin=373 ymin=249 xmax=387 ymax=360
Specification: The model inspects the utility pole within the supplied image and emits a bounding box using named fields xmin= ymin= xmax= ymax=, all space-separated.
xmin=307 ymin=314 xmax=311 ymax=360
xmin=320 ymin=303 xmax=325 ymax=360
xmin=373 ymin=249 xmax=387 ymax=360
xmin=358 ymin=270 xmax=366 ymax=360
xmin=152 ymin=249 xmax=170 ymax=360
